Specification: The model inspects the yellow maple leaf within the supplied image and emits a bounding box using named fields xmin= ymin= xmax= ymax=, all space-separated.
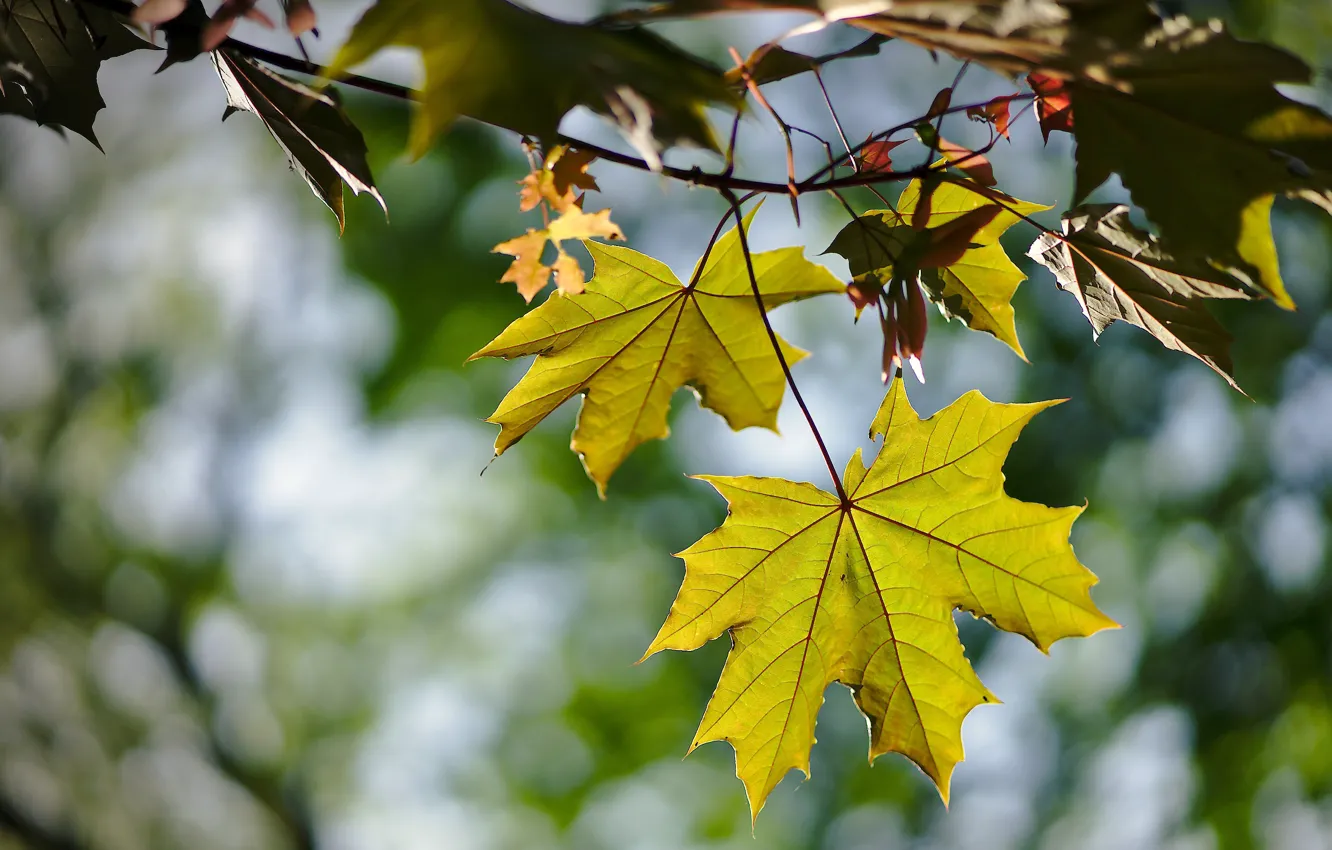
xmin=471 ymin=211 xmax=846 ymax=495
xmin=645 ymin=378 xmax=1116 ymax=819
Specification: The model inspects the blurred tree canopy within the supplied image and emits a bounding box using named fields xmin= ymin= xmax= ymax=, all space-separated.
xmin=1 ymin=1 xmax=1332 ymax=849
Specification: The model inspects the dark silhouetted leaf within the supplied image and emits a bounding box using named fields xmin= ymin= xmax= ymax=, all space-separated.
xmin=1028 ymin=204 xmax=1255 ymax=388
xmin=0 ymin=0 xmax=147 ymax=143
xmin=725 ymin=34 xmax=887 ymax=87
xmin=213 ymin=50 xmax=385 ymax=231
xmin=1063 ymin=19 xmax=1331 ymax=310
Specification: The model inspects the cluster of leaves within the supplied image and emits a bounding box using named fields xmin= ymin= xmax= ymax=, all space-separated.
xmin=5 ymin=0 xmax=1332 ymax=821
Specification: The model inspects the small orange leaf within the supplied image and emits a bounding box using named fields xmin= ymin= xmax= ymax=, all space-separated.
xmin=552 ymin=250 xmax=587 ymax=296
xmin=550 ymin=147 xmax=600 ymax=197
xmin=495 ymin=231 xmax=553 ymax=303
xmin=1028 ymin=73 xmax=1073 ymax=141
xmin=859 ymin=138 xmax=907 ymax=173
xmin=966 ymin=94 xmax=1016 ymax=140
xmin=494 ymin=206 xmax=623 ymax=301
xmin=518 ymin=145 xmax=600 ymax=214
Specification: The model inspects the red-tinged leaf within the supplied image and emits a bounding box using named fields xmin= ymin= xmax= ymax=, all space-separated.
xmin=938 ymin=138 xmax=996 ymax=187
xmin=879 ymin=307 xmax=899 ymax=382
xmin=925 ymin=86 xmax=953 ymax=121
xmin=848 ymin=281 xmax=880 ymax=317
xmin=859 ymin=138 xmax=906 ymax=173
xmin=917 ymin=205 xmax=1002 ymax=269
xmin=1028 ymin=73 xmax=1072 ymax=141
xmin=967 ymin=94 xmax=1016 ymax=139
xmin=900 ymin=278 xmax=928 ymax=360
xmin=284 ymin=0 xmax=316 ymax=35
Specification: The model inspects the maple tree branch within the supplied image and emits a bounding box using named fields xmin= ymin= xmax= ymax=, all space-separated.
xmin=723 ymin=190 xmax=847 ymax=502
xmin=76 ymin=0 xmax=965 ymax=197
xmin=729 ymin=47 xmax=801 ymax=222
xmin=800 ymin=93 xmax=1035 ymax=189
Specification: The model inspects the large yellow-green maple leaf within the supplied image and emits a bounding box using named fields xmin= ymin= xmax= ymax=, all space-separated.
xmin=646 ymin=379 xmax=1116 ymax=818
xmin=470 ymin=214 xmax=845 ymax=495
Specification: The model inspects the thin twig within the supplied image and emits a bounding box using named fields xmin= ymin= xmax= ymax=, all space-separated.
xmin=790 ymin=125 xmax=838 ymax=174
xmin=814 ymin=68 xmax=855 ymax=172
xmin=916 ymin=60 xmax=972 ymax=171
xmin=729 ymin=46 xmax=801 ymax=223
xmin=723 ymin=190 xmax=846 ymax=502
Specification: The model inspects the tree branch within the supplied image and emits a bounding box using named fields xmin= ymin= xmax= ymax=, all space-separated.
xmin=74 ymin=0 xmax=950 ymax=196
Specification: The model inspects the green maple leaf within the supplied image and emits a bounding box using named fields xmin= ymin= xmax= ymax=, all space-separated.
xmin=470 ymin=211 xmax=845 ymax=495
xmin=0 ymin=0 xmax=147 ymax=144
xmin=1029 ymin=204 xmax=1254 ymax=389
xmin=326 ymin=0 xmax=739 ymax=159
xmin=1063 ymin=18 xmax=1332 ymax=308
xmin=646 ymin=378 xmax=1115 ymax=819
xmin=827 ymin=178 xmax=1048 ymax=359
xmin=213 ymin=51 xmax=385 ymax=232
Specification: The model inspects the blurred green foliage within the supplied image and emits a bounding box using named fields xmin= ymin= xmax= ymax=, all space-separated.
xmin=1 ymin=1 xmax=1332 ymax=849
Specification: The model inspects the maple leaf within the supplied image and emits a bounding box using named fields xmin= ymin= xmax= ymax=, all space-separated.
xmin=471 ymin=210 xmax=845 ymax=495
xmin=493 ymin=205 xmax=623 ymax=301
xmin=0 ymin=0 xmax=147 ymax=144
xmin=1064 ymin=17 xmax=1332 ymax=309
xmin=1028 ymin=204 xmax=1255 ymax=389
xmin=326 ymin=0 xmax=739 ymax=159
xmin=1027 ymin=72 xmax=1071 ymax=140
xmin=827 ymin=178 xmax=1049 ymax=359
xmin=724 ymin=34 xmax=887 ymax=87
xmin=858 ymin=138 xmax=906 ymax=174
xmin=213 ymin=50 xmax=385 ymax=232
xmin=966 ymin=93 xmax=1016 ymax=139
xmin=518 ymin=145 xmax=599 ymax=214
xmin=646 ymin=378 xmax=1115 ymax=819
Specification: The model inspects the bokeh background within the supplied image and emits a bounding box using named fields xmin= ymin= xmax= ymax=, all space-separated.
xmin=2 ymin=1 xmax=1331 ymax=848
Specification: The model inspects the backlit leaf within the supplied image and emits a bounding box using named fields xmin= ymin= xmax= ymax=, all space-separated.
xmin=213 ymin=50 xmax=385 ymax=232
xmin=1065 ymin=17 xmax=1332 ymax=308
xmin=827 ymin=178 xmax=1049 ymax=359
xmin=646 ymin=377 xmax=1114 ymax=818
xmin=493 ymin=205 xmax=624 ymax=301
xmin=1028 ymin=203 xmax=1254 ymax=388
xmin=966 ymin=93 xmax=1016 ymax=139
xmin=0 ymin=0 xmax=147 ymax=144
xmin=1028 ymin=72 xmax=1071 ymax=140
xmin=472 ymin=210 xmax=845 ymax=495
